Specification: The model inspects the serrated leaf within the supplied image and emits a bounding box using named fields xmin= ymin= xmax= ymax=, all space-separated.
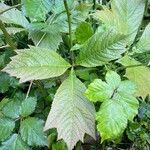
xmin=118 ymin=55 xmax=150 ymax=98
xmin=1 ymin=134 xmax=29 ymax=150
xmin=75 ymin=22 xmax=94 ymax=44
xmin=0 ymin=117 xmax=15 ymax=141
xmin=21 ymin=97 xmax=37 ymax=117
xmin=2 ymin=47 xmax=71 ymax=83
xmin=22 ymin=0 xmax=51 ymax=21
xmin=86 ymin=71 xmax=139 ymax=141
xmin=44 ymin=70 xmax=96 ymax=150
xmin=2 ymin=99 xmax=21 ymax=119
xmin=96 ymin=100 xmax=127 ymax=142
xmin=94 ymin=0 xmax=145 ymax=45
xmin=136 ymin=23 xmax=150 ymax=53
xmin=0 ymin=3 xmax=29 ymax=28
xmin=20 ymin=117 xmax=47 ymax=146
xmin=85 ymin=79 xmax=113 ymax=102
xmin=76 ymin=29 xmax=126 ymax=67
xmin=111 ymin=0 xmax=145 ymax=45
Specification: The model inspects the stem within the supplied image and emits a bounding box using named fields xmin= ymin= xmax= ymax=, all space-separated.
xmin=0 ymin=20 xmax=16 ymax=50
xmin=63 ymin=0 xmax=75 ymax=66
xmin=0 ymin=3 xmax=22 ymax=15
xmin=25 ymin=81 xmax=33 ymax=99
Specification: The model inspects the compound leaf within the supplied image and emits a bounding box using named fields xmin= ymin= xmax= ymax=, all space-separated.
xmin=44 ymin=70 xmax=96 ymax=150
xmin=2 ymin=47 xmax=71 ymax=83
xmin=86 ymin=71 xmax=138 ymax=141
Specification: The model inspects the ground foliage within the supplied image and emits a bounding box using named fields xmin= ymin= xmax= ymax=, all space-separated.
xmin=0 ymin=0 xmax=150 ymax=150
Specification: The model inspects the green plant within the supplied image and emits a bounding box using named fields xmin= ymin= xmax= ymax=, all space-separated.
xmin=0 ymin=0 xmax=150 ymax=150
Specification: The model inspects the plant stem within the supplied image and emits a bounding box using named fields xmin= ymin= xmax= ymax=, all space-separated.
xmin=63 ymin=0 xmax=75 ymax=66
xmin=0 ymin=3 xmax=22 ymax=15
xmin=25 ymin=81 xmax=33 ymax=99
xmin=0 ymin=20 xmax=16 ymax=50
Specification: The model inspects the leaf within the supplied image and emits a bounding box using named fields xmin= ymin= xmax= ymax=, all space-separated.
xmin=111 ymin=0 xmax=145 ymax=45
xmin=1 ymin=134 xmax=29 ymax=150
xmin=0 ymin=27 xmax=25 ymax=35
xmin=2 ymin=47 xmax=71 ymax=83
xmin=30 ymin=27 xmax=62 ymax=50
xmin=44 ymin=70 xmax=96 ymax=150
xmin=52 ymin=141 xmax=67 ymax=150
xmin=85 ymin=79 xmax=113 ymax=102
xmin=0 ymin=72 xmax=10 ymax=93
xmin=20 ymin=117 xmax=47 ymax=146
xmin=2 ymin=99 xmax=22 ymax=119
xmin=76 ymin=29 xmax=126 ymax=67
xmin=136 ymin=23 xmax=150 ymax=53
xmin=118 ymin=55 xmax=150 ymax=98
xmin=22 ymin=0 xmax=51 ymax=21
xmin=96 ymin=100 xmax=127 ymax=142
xmin=86 ymin=71 xmax=139 ymax=141
xmin=21 ymin=97 xmax=37 ymax=117
xmin=0 ymin=117 xmax=15 ymax=141
xmin=75 ymin=22 xmax=94 ymax=44
xmin=0 ymin=98 xmax=9 ymax=110
xmin=0 ymin=3 xmax=29 ymax=28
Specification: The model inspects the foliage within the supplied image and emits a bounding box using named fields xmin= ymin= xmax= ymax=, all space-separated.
xmin=0 ymin=0 xmax=150 ymax=150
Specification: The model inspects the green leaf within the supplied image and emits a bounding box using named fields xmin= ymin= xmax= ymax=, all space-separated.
xmin=0 ymin=72 xmax=10 ymax=93
xmin=52 ymin=141 xmax=67 ymax=150
xmin=22 ymin=0 xmax=51 ymax=21
xmin=118 ymin=55 xmax=150 ymax=98
xmin=20 ymin=117 xmax=47 ymax=146
xmin=76 ymin=29 xmax=126 ymax=67
xmin=44 ymin=70 xmax=96 ymax=150
xmin=2 ymin=99 xmax=21 ymax=119
xmin=111 ymin=0 xmax=145 ymax=45
xmin=1 ymin=134 xmax=29 ymax=150
xmin=0 ymin=98 xmax=9 ymax=110
xmin=21 ymin=97 xmax=37 ymax=117
xmin=96 ymin=100 xmax=127 ymax=142
xmin=30 ymin=24 xmax=62 ymax=50
xmin=2 ymin=47 xmax=71 ymax=83
xmin=136 ymin=23 xmax=150 ymax=53
xmin=75 ymin=22 xmax=94 ymax=44
xmin=0 ymin=3 xmax=29 ymax=28
xmin=86 ymin=71 xmax=139 ymax=141
xmin=0 ymin=27 xmax=25 ymax=35
xmin=0 ymin=117 xmax=15 ymax=141
xmin=85 ymin=79 xmax=113 ymax=102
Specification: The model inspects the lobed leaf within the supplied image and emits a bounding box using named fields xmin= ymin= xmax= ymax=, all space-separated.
xmin=44 ymin=70 xmax=96 ymax=150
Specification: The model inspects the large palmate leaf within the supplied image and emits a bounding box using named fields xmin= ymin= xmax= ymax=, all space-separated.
xmin=86 ymin=71 xmax=139 ymax=141
xmin=20 ymin=117 xmax=47 ymax=146
xmin=0 ymin=117 xmax=15 ymax=141
xmin=111 ymin=0 xmax=145 ymax=45
xmin=0 ymin=3 xmax=29 ymax=28
xmin=44 ymin=70 xmax=95 ymax=150
xmin=2 ymin=47 xmax=71 ymax=83
xmin=0 ymin=134 xmax=29 ymax=150
xmin=22 ymin=0 xmax=51 ymax=21
xmin=118 ymin=55 xmax=150 ymax=98
xmin=76 ymin=29 xmax=126 ymax=67
xmin=136 ymin=23 xmax=150 ymax=53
